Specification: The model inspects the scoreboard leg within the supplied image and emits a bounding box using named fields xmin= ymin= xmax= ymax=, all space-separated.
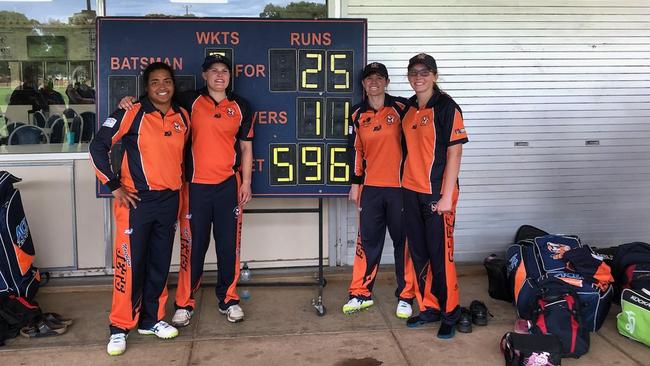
xmin=234 ymin=205 xmax=328 ymax=316
xmin=312 ymin=198 xmax=327 ymax=317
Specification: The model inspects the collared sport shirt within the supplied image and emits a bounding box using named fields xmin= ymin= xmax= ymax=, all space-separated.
xmin=177 ymin=88 xmax=253 ymax=185
xmin=348 ymin=94 xmax=407 ymax=187
xmin=401 ymin=92 xmax=468 ymax=194
xmin=90 ymin=97 xmax=190 ymax=192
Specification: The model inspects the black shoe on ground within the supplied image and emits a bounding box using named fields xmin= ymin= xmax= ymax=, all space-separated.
xmin=469 ymin=300 xmax=492 ymax=326
xmin=406 ymin=309 xmax=441 ymax=328
xmin=437 ymin=322 xmax=456 ymax=339
xmin=457 ymin=307 xmax=472 ymax=333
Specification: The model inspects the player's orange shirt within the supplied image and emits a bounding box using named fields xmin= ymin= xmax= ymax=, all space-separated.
xmin=90 ymin=98 xmax=190 ymax=192
xmin=401 ymin=93 xmax=468 ymax=194
xmin=348 ymin=94 xmax=407 ymax=187
xmin=178 ymin=89 xmax=253 ymax=185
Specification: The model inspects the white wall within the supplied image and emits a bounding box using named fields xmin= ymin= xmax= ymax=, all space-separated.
xmin=338 ymin=0 xmax=650 ymax=263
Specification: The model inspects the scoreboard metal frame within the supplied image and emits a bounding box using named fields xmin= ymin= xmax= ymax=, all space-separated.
xmin=96 ymin=17 xmax=366 ymax=197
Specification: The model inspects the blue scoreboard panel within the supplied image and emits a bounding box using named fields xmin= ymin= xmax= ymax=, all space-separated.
xmin=96 ymin=17 xmax=366 ymax=197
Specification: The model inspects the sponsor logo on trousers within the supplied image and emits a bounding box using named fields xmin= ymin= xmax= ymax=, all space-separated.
xmin=180 ymin=227 xmax=191 ymax=271
xmin=445 ymin=213 xmax=455 ymax=262
xmin=114 ymin=244 xmax=129 ymax=293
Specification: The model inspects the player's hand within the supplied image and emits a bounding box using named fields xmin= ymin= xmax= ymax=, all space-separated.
xmin=113 ymin=187 xmax=140 ymax=209
xmin=434 ymin=195 xmax=453 ymax=215
xmin=239 ymin=182 xmax=252 ymax=207
xmin=119 ymin=96 xmax=136 ymax=110
xmin=348 ymin=184 xmax=360 ymax=202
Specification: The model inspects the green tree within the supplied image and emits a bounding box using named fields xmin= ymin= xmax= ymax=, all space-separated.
xmin=69 ymin=10 xmax=96 ymax=25
xmin=45 ymin=18 xmax=66 ymax=26
xmin=260 ymin=2 xmax=326 ymax=19
xmin=0 ymin=11 xmax=38 ymax=26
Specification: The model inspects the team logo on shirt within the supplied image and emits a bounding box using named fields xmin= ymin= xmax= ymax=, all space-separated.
xmin=173 ymin=121 xmax=182 ymax=133
xmin=233 ymin=206 xmax=241 ymax=217
xmin=226 ymin=107 xmax=235 ymax=117
xmin=386 ymin=114 xmax=396 ymax=125
xmin=102 ymin=117 xmax=117 ymax=128
xmin=420 ymin=116 xmax=429 ymax=126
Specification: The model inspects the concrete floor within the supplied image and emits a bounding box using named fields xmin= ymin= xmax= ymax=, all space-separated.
xmin=0 ymin=265 xmax=648 ymax=366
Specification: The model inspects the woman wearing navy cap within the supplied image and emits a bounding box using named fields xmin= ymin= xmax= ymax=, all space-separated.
xmin=119 ymin=54 xmax=253 ymax=327
xmin=400 ymin=53 xmax=468 ymax=339
xmin=343 ymin=62 xmax=416 ymax=319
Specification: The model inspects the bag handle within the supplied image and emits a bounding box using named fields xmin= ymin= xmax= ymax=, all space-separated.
xmin=500 ymin=332 xmax=516 ymax=365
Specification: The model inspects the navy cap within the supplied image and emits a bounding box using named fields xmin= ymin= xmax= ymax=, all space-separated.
xmin=202 ymin=54 xmax=232 ymax=72
xmin=408 ymin=53 xmax=437 ymax=71
xmin=362 ymin=62 xmax=389 ymax=79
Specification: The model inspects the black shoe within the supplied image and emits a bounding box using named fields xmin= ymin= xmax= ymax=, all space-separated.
xmin=406 ymin=309 xmax=441 ymax=328
xmin=469 ymin=300 xmax=492 ymax=326
xmin=437 ymin=322 xmax=456 ymax=339
xmin=457 ymin=307 xmax=472 ymax=333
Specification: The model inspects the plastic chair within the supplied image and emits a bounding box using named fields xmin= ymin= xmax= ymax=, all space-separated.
xmin=32 ymin=111 xmax=47 ymax=128
xmin=70 ymin=116 xmax=83 ymax=143
xmin=49 ymin=118 xmax=65 ymax=144
xmin=62 ymin=108 xmax=78 ymax=120
xmin=6 ymin=122 xmax=26 ymax=136
xmin=46 ymin=114 xmax=60 ymax=128
xmin=8 ymin=125 xmax=49 ymax=145
xmin=79 ymin=111 xmax=96 ymax=142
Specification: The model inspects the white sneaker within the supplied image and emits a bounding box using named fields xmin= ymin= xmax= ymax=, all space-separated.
xmin=219 ymin=304 xmax=244 ymax=323
xmin=396 ymin=300 xmax=413 ymax=319
xmin=107 ymin=333 xmax=127 ymax=356
xmin=172 ymin=309 xmax=193 ymax=327
xmin=342 ymin=298 xmax=374 ymax=314
xmin=137 ymin=320 xmax=179 ymax=339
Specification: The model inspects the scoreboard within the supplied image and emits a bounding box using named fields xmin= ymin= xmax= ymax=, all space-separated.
xmin=96 ymin=17 xmax=366 ymax=197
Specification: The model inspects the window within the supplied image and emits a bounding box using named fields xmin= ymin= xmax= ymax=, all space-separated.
xmin=0 ymin=1 xmax=96 ymax=150
xmin=0 ymin=0 xmax=325 ymax=153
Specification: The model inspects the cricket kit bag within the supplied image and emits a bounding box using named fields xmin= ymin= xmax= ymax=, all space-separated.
xmin=612 ymin=242 xmax=650 ymax=299
xmin=617 ymin=288 xmax=650 ymax=347
xmin=500 ymin=331 xmax=562 ymax=366
xmin=507 ymin=231 xmax=613 ymax=331
xmin=0 ymin=172 xmax=40 ymax=301
xmin=530 ymin=278 xmax=590 ymax=358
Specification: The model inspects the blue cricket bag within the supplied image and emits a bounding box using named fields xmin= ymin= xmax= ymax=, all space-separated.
xmin=0 ymin=172 xmax=40 ymax=300
xmin=507 ymin=232 xmax=613 ymax=332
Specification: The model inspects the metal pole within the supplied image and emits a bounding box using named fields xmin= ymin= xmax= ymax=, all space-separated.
xmin=96 ymin=0 xmax=106 ymax=17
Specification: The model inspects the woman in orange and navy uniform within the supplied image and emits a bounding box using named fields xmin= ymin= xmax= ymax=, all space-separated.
xmin=120 ymin=54 xmax=253 ymax=326
xmin=90 ymin=62 xmax=190 ymax=356
xmin=343 ymin=62 xmax=416 ymax=319
xmin=173 ymin=55 xmax=253 ymax=325
xmin=400 ymin=53 xmax=468 ymax=339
